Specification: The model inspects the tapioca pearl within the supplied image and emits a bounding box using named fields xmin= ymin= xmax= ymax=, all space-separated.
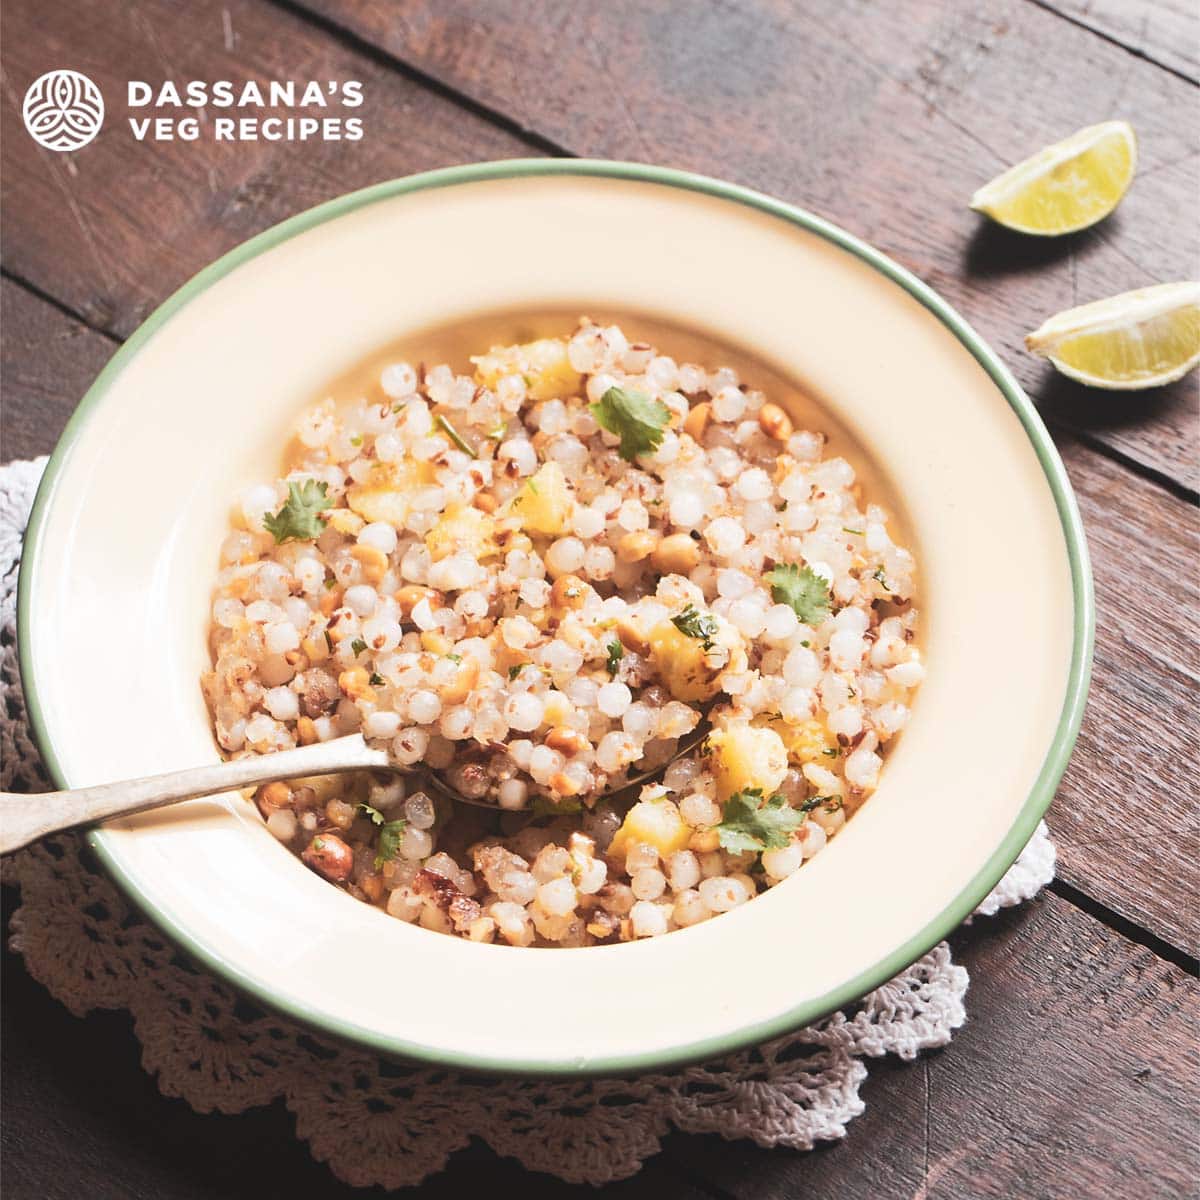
xmin=361 ymin=616 xmax=402 ymax=653
xmin=666 ymin=850 xmax=701 ymax=891
xmin=504 ymin=692 xmax=545 ymax=733
xmin=586 ymin=372 xmax=619 ymax=405
xmin=571 ymin=505 xmax=606 ymax=539
xmin=729 ymin=598 xmax=766 ymax=638
xmin=498 ymin=437 xmax=538 ymax=475
xmin=398 ymin=826 xmax=433 ymax=861
xmin=704 ymin=517 xmax=745 ymax=557
xmin=828 ymin=629 xmax=866 ymax=671
xmin=343 ymin=585 xmax=378 ymax=619
xmin=583 ymin=545 xmax=615 ymax=581
xmin=680 ymin=793 xmax=721 ymax=828
xmin=239 ymin=484 xmax=278 ymax=531
xmin=364 ymin=710 xmax=402 ymax=740
xmin=844 ymin=743 xmax=881 ymax=790
xmin=780 ymin=688 xmax=816 ymax=724
xmin=874 ymin=702 xmax=910 ymax=738
xmin=357 ymin=522 xmax=398 ymax=555
xmin=673 ymin=889 xmax=710 ymax=927
xmin=263 ymin=622 xmax=300 ymax=655
xmin=644 ymin=355 xmax=679 ymax=392
xmin=597 ymin=681 xmax=632 ymax=719
xmin=380 ymin=362 xmax=418 ymax=398
xmin=762 ymin=842 xmax=803 ymax=881
xmin=631 ymin=868 xmax=667 ymax=901
xmin=407 ymin=690 xmax=442 ymax=725
xmin=699 ymin=876 xmax=750 ymax=912
xmin=545 ymin=537 xmax=586 ymax=576
xmin=886 ymin=660 xmax=926 ymax=689
xmin=732 ymin=467 xmax=772 ymax=502
xmin=668 ymin=489 xmax=705 ymax=529
xmin=263 ymin=687 xmax=299 ymax=722
xmin=783 ymin=646 xmax=821 ymax=687
xmin=827 ymin=705 xmax=863 ymax=740
xmin=763 ymin=603 xmax=800 ymax=642
xmin=716 ymin=568 xmax=754 ymax=599
xmin=392 ymin=727 xmax=429 ymax=765
xmin=711 ymin=386 xmax=746 ymax=423
xmin=497 ymin=778 xmax=529 ymax=811
xmin=528 ymin=745 xmax=565 ymax=784
xmin=629 ymin=900 xmax=669 ymax=938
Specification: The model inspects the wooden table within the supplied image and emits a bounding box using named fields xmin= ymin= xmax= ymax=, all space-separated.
xmin=2 ymin=2 xmax=1197 ymax=1195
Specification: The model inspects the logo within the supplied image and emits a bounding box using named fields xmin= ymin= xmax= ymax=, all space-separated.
xmin=23 ymin=69 xmax=104 ymax=152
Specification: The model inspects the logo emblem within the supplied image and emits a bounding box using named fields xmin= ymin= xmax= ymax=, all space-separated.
xmin=23 ymin=69 xmax=105 ymax=152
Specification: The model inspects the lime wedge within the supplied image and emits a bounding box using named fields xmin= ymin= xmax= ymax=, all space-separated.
xmin=971 ymin=121 xmax=1137 ymax=236
xmin=1026 ymin=282 xmax=1200 ymax=389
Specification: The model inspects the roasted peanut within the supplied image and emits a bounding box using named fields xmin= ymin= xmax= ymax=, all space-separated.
xmin=301 ymin=833 xmax=354 ymax=882
xmin=682 ymin=401 xmax=710 ymax=441
xmin=615 ymin=614 xmax=651 ymax=656
xmin=545 ymin=726 xmax=588 ymax=756
xmin=350 ymin=543 xmax=388 ymax=584
xmin=338 ymin=667 xmax=374 ymax=701
xmin=255 ymin=780 xmax=292 ymax=817
xmin=420 ymin=631 xmax=452 ymax=656
xmin=318 ymin=587 xmax=343 ymax=617
xmin=549 ymin=772 xmax=583 ymax=797
xmin=651 ymin=533 xmax=701 ymax=574
xmin=295 ymin=717 xmax=319 ymax=745
xmin=472 ymin=491 xmax=498 ymax=513
xmin=396 ymin=585 xmax=438 ymax=616
xmin=550 ymin=574 xmax=589 ymax=609
xmin=616 ymin=531 xmax=658 ymax=563
xmin=438 ymin=655 xmax=479 ymax=705
xmin=757 ymin=403 xmax=793 ymax=442
xmin=688 ymin=829 xmax=721 ymax=854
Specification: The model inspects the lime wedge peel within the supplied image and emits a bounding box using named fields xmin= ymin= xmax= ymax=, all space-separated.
xmin=970 ymin=121 xmax=1138 ymax=236
xmin=1026 ymin=282 xmax=1200 ymax=390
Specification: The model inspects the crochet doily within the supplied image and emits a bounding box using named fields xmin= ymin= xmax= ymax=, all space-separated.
xmin=1 ymin=456 xmax=1055 ymax=1188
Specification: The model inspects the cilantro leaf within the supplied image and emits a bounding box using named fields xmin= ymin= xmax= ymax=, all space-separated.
xmin=358 ymin=802 xmax=386 ymax=826
xmin=589 ymin=386 xmax=670 ymax=462
xmin=716 ymin=789 xmax=807 ymax=854
xmin=605 ymin=639 xmax=624 ymax=678
xmin=508 ymin=663 xmax=527 ymax=681
xmin=671 ymin=604 xmax=718 ymax=650
xmin=373 ymin=819 xmax=407 ymax=870
xmin=765 ymin=563 xmax=831 ymax=625
xmin=350 ymin=637 xmax=368 ymax=657
xmin=263 ymin=479 xmax=331 ymax=543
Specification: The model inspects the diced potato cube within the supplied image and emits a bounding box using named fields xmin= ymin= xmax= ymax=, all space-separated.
xmin=324 ymin=509 xmax=365 ymax=536
xmin=755 ymin=715 xmax=833 ymax=765
xmin=506 ymin=461 xmax=573 ymax=536
xmin=346 ymin=461 xmax=435 ymax=527
xmin=706 ymin=725 xmax=789 ymax=801
xmin=424 ymin=503 xmax=498 ymax=562
xmin=608 ymin=799 xmax=691 ymax=860
xmin=471 ymin=337 xmax=583 ymax=401
xmin=648 ymin=618 xmax=724 ymax=702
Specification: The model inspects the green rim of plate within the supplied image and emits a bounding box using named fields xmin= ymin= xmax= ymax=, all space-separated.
xmin=17 ymin=159 xmax=1094 ymax=1078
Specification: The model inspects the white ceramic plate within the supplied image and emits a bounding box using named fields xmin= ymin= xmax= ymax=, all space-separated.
xmin=19 ymin=162 xmax=1092 ymax=1075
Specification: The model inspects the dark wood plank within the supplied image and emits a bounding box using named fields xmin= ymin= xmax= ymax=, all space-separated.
xmin=1038 ymin=0 xmax=1200 ymax=82
xmin=0 ymin=280 xmax=116 ymax=461
xmin=0 ymin=890 xmax=699 ymax=1200
xmin=662 ymin=891 xmax=1199 ymax=1199
xmin=1053 ymin=438 xmax=1199 ymax=947
xmin=0 ymin=0 xmax=533 ymax=340
xmin=305 ymin=0 xmax=1200 ymax=491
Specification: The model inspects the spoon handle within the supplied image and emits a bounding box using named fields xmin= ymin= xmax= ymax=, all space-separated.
xmin=0 ymin=734 xmax=390 ymax=856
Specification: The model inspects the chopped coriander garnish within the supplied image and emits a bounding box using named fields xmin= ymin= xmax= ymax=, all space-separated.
xmin=589 ymin=386 xmax=670 ymax=462
xmin=797 ymin=794 xmax=839 ymax=815
xmin=801 ymin=639 xmax=811 ymax=648
xmin=508 ymin=663 xmax=528 ymax=680
xmin=349 ymin=434 xmax=364 ymax=447
xmin=765 ymin=563 xmax=831 ymax=625
xmin=358 ymin=802 xmax=386 ymax=827
xmin=715 ymin=789 xmax=806 ymax=853
xmin=873 ymin=565 xmax=890 ymax=590
xmin=822 ymin=747 xmax=841 ymax=759
xmin=350 ymin=637 xmax=368 ymax=657
xmin=527 ymin=478 xmax=540 ymax=495
xmin=671 ymin=604 xmax=719 ymax=651
xmin=263 ymin=479 xmax=331 ymax=544
xmin=324 ymin=630 xmax=334 ymax=653
xmin=776 ymin=501 xmax=788 ymax=512
xmin=487 ymin=421 xmax=507 ymax=440
xmin=445 ymin=653 xmax=463 ymax=664
xmin=369 ymin=672 xmax=385 ymax=687
xmin=373 ymin=819 xmax=407 ymax=870
xmin=322 ymin=576 xmax=338 ymax=591
xmin=842 ymin=526 xmax=864 ymax=536
xmin=605 ymin=639 xmax=624 ymax=678
xmin=436 ymin=414 xmax=478 ymax=458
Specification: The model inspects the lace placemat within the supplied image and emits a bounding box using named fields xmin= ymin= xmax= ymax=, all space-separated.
xmin=0 ymin=456 xmax=1056 ymax=1188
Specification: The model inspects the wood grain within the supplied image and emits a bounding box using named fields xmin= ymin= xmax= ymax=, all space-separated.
xmin=1038 ymin=0 xmax=1200 ymax=82
xmin=1053 ymin=437 xmax=1199 ymax=948
xmin=0 ymin=281 xmax=116 ymax=461
xmin=661 ymin=891 xmax=1199 ymax=1199
xmin=0 ymin=0 xmax=532 ymax=340
xmin=304 ymin=0 xmax=1200 ymax=492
